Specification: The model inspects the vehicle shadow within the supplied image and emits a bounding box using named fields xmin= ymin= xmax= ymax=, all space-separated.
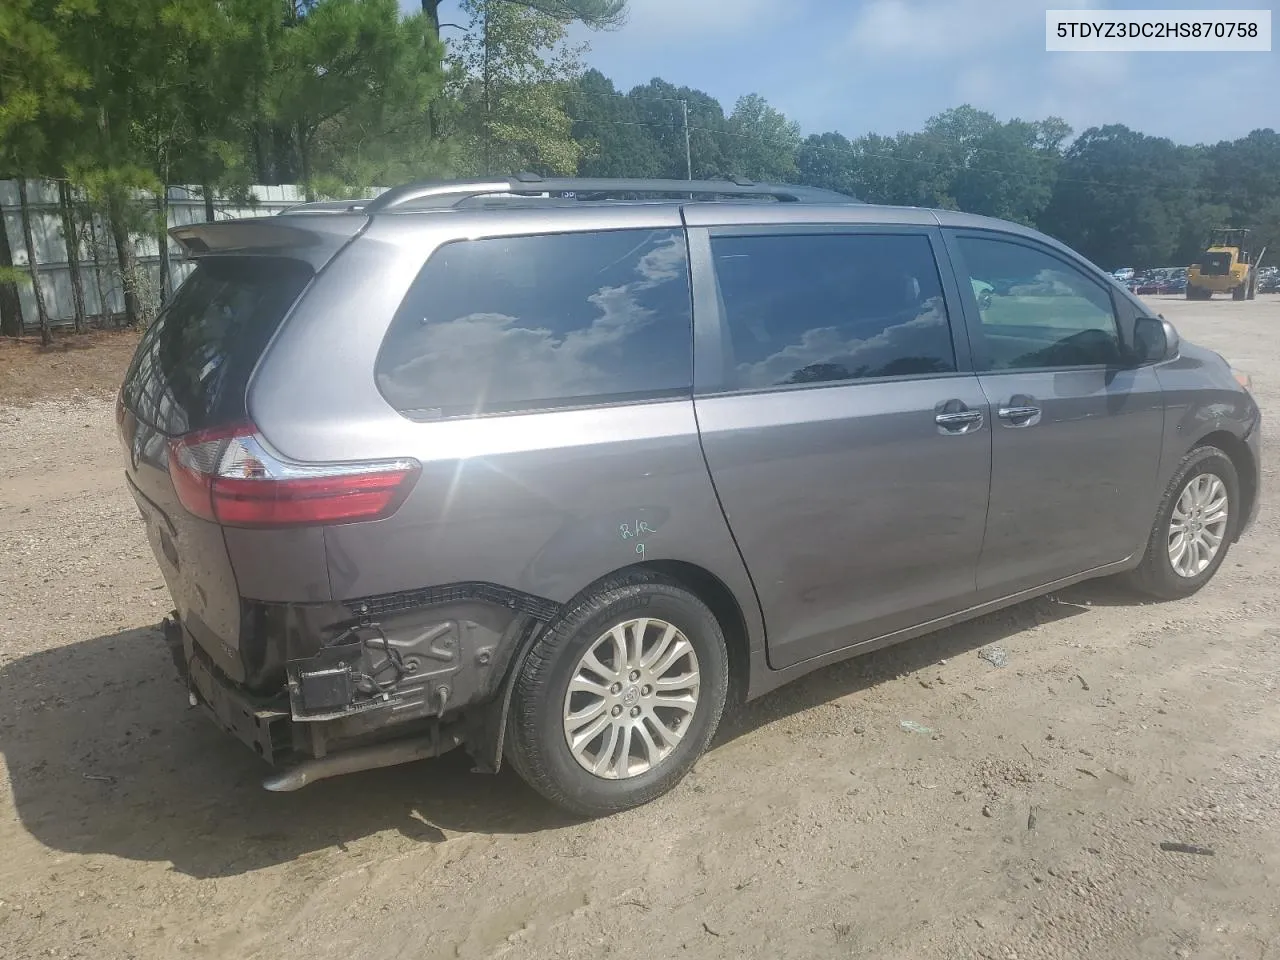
xmin=1 ymin=591 xmax=1101 ymax=879
xmin=0 ymin=624 xmax=574 ymax=879
xmin=716 ymin=590 xmax=1092 ymax=743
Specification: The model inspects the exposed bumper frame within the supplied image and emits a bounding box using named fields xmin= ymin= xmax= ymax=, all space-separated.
xmin=164 ymin=616 xmax=291 ymax=764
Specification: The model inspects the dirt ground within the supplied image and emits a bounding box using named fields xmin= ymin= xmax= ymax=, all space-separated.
xmin=1 ymin=297 xmax=1279 ymax=960
xmin=0 ymin=329 xmax=141 ymax=406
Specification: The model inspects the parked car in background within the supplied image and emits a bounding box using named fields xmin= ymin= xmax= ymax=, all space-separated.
xmin=117 ymin=176 xmax=1263 ymax=817
xmin=1113 ymin=267 xmax=1136 ymax=282
xmin=1128 ymin=267 xmax=1189 ymax=297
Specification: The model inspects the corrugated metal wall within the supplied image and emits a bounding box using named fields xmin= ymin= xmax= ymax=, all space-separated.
xmin=0 ymin=181 xmax=323 ymax=333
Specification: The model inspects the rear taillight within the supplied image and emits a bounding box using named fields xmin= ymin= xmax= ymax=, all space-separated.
xmin=166 ymin=424 xmax=419 ymax=528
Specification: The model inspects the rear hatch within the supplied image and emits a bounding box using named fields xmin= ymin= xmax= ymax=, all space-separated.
xmin=117 ymin=255 xmax=315 ymax=683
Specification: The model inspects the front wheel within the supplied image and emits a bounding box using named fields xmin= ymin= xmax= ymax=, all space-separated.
xmin=505 ymin=572 xmax=729 ymax=817
xmin=1123 ymin=446 xmax=1239 ymax=600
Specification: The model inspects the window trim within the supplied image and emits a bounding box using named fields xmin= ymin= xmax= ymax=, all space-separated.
xmin=689 ymin=224 xmax=973 ymax=397
xmin=373 ymin=227 xmax=696 ymax=422
xmin=941 ymin=228 xmax=1129 ymax=375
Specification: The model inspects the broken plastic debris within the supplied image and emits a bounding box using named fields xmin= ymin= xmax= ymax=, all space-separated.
xmin=899 ymin=720 xmax=934 ymax=736
xmin=1159 ymin=842 xmax=1215 ymax=856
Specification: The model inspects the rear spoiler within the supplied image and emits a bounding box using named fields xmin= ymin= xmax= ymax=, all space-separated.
xmin=169 ymin=216 xmax=368 ymax=270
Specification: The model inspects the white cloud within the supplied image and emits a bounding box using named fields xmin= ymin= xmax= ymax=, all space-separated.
xmin=1035 ymin=51 xmax=1134 ymax=128
xmin=846 ymin=0 xmax=1099 ymax=61
xmin=956 ymin=65 xmax=1000 ymax=104
xmin=735 ymin=301 xmax=953 ymax=388
xmin=586 ymin=0 xmax=785 ymax=41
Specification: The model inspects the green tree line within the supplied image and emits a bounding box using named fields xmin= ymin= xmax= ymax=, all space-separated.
xmin=3 ymin=0 xmax=1277 ymax=340
xmin=572 ymin=75 xmax=1279 ymax=274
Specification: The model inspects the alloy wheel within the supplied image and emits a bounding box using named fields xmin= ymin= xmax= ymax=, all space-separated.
xmin=1168 ymin=473 xmax=1230 ymax=578
xmin=562 ymin=618 xmax=701 ymax=780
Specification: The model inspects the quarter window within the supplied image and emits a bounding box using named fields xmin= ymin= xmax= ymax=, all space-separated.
xmin=376 ymin=229 xmax=693 ymax=419
xmin=709 ymin=233 xmax=957 ymax=391
xmin=956 ymin=236 xmax=1122 ymax=371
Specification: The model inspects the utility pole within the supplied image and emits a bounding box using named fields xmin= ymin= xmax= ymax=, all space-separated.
xmin=681 ymin=99 xmax=692 ymax=180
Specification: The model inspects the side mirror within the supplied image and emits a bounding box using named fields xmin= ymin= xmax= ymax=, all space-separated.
xmin=1132 ymin=315 xmax=1179 ymax=364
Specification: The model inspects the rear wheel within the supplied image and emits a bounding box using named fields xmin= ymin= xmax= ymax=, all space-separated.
xmin=505 ymin=572 xmax=729 ymax=817
xmin=1124 ymin=446 xmax=1238 ymax=600
xmin=1233 ymin=282 xmax=1247 ymax=301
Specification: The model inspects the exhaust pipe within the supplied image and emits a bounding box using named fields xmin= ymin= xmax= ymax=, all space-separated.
xmin=262 ymin=730 xmax=463 ymax=792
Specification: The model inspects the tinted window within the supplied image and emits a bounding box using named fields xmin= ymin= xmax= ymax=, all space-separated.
xmin=709 ymin=233 xmax=956 ymax=390
xmin=957 ymin=236 xmax=1121 ymax=371
xmin=122 ymin=257 xmax=313 ymax=435
xmin=376 ymin=229 xmax=692 ymax=419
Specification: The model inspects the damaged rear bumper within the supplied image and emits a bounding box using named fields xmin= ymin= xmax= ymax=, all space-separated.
xmin=160 ymin=584 xmax=555 ymax=786
xmin=164 ymin=615 xmax=467 ymax=787
xmin=164 ymin=615 xmax=292 ymax=764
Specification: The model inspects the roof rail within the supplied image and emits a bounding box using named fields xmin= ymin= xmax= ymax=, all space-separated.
xmin=361 ymin=175 xmax=858 ymax=213
xmin=277 ymin=198 xmax=372 ymax=215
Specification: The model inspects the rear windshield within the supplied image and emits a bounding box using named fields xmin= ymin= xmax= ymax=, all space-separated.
xmin=122 ymin=256 xmax=313 ymax=435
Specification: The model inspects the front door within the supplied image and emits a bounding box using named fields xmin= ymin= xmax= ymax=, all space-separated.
xmin=691 ymin=226 xmax=992 ymax=670
xmin=944 ymin=230 xmax=1165 ymax=597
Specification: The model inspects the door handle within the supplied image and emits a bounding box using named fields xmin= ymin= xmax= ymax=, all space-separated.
xmin=997 ymin=404 xmax=1042 ymax=425
xmin=936 ymin=410 xmax=983 ymax=427
xmin=935 ymin=409 xmax=983 ymax=433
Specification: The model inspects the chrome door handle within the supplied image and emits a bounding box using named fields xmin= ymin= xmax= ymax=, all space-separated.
xmin=997 ymin=405 xmax=1041 ymax=423
xmin=935 ymin=410 xmax=983 ymax=430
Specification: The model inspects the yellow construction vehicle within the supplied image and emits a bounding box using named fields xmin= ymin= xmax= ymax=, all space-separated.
xmin=1186 ymin=228 xmax=1266 ymax=301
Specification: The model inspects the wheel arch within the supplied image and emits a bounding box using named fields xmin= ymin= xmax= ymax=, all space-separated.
xmin=1193 ymin=429 xmax=1257 ymax=541
xmin=559 ymin=560 xmax=753 ymax=706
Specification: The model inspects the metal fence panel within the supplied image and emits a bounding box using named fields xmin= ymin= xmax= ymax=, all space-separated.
xmin=0 ymin=180 xmax=324 ymax=333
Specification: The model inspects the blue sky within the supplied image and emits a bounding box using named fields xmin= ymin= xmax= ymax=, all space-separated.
xmin=406 ymin=0 xmax=1277 ymax=144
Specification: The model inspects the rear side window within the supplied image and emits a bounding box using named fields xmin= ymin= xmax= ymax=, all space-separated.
xmin=376 ymin=229 xmax=693 ymax=419
xmin=709 ymin=233 xmax=956 ymax=391
xmin=123 ymin=257 xmax=313 ymax=435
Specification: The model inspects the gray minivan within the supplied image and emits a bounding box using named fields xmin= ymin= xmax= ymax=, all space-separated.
xmin=118 ymin=176 xmax=1261 ymax=816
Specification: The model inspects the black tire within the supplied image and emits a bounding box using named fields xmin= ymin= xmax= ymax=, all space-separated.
xmin=1124 ymin=446 xmax=1239 ymax=600
xmin=1233 ymin=283 xmax=1247 ymax=301
xmin=505 ymin=571 xmax=729 ymax=817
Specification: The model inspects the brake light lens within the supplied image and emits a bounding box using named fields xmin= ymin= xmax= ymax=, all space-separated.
xmin=167 ymin=424 xmax=419 ymax=528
